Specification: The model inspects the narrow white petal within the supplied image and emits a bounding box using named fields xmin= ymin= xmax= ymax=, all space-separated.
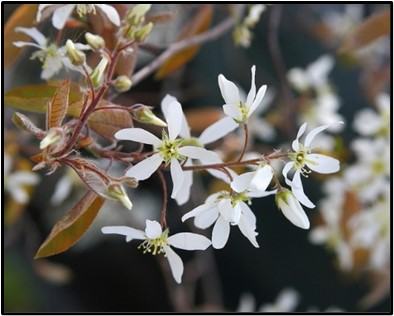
xmin=178 ymin=146 xmax=219 ymax=161
xmin=304 ymin=123 xmax=331 ymax=147
xmin=306 ymin=154 xmax=340 ymax=174
xmin=170 ymin=158 xmax=184 ymax=199
xmin=182 ymin=201 xmax=216 ymax=221
xmin=248 ymin=85 xmax=267 ymax=118
xmin=291 ymin=171 xmax=315 ymax=208
xmin=97 ymin=4 xmax=121 ymax=26
xmin=238 ymin=215 xmax=259 ymax=248
xmin=212 ymin=216 xmax=230 ymax=249
xmin=282 ymin=161 xmax=295 ymax=186
xmin=218 ymin=74 xmax=240 ymax=105
xmin=292 ymin=123 xmax=307 ymax=151
xmin=231 ymin=171 xmax=255 ymax=193
xmin=245 ymin=65 xmax=257 ymax=107
xmin=166 ymin=100 xmax=183 ymax=141
xmin=37 ymin=4 xmax=55 ymax=22
xmin=163 ymin=245 xmax=183 ymax=284
xmin=115 ymin=128 xmax=161 ymax=146
xmin=249 ymin=165 xmax=273 ymax=192
xmin=218 ymin=199 xmax=241 ymax=224
xmin=168 ymin=233 xmax=211 ymax=250
xmin=248 ymin=188 xmax=277 ymax=198
xmin=194 ymin=207 xmax=219 ymax=229
xmin=13 ymin=41 xmax=43 ymax=49
xmin=174 ymin=160 xmax=193 ymax=205
xmin=9 ymin=172 xmax=39 ymax=186
xmin=278 ymin=197 xmax=310 ymax=229
xmin=239 ymin=201 xmax=257 ymax=227
xmin=223 ymin=104 xmax=242 ymax=121
xmin=125 ymin=153 xmax=162 ymax=180
xmin=198 ymin=117 xmax=238 ymax=145
xmin=11 ymin=188 xmax=28 ymax=204
xmin=15 ymin=27 xmax=46 ymax=46
xmin=161 ymin=95 xmax=191 ymax=138
xmin=101 ymin=226 xmax=145 ymax=242
xmin=145 ymin=220 xmax=162 ymax=239
xmin=52 ymin=4 xmax=75 ymax=29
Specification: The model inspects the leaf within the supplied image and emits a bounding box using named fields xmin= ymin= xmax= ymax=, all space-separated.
xmin=87 ymin=101 xmax=133 ymax=139
xmin=12 ymin=112 xmax=44 ymax=136
xmin=47 ymin=79 xmax=70 ymax=129
xmin=35 ymin=191 xmax=105 ymax=259
xmin=339 ymin=10 xmax=391 ymax=53
xmin=4 ymin=4 xmax=38 ymax=69
xmin=5 ymin=82 xmax=84 ymax=114
xmin=155 ymin=5 xmax=213 ymax=79
xmin=185 ymin=107 xmax=225 ymax=133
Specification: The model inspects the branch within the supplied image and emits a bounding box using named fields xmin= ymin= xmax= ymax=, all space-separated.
xmin=131 ymin=16 xmax=235 ymax=86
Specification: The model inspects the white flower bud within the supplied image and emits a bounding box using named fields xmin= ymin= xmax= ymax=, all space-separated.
xmin=133 ymin=106 xmax=167 ymax=127
xmin=65 ymin=39 xmax=86 ymax=66
xmin=113 ymin=75 xmax=132 ymax=92
xmin=85 ymin=32 xmax=105 ymax=50
xmin=90 ymin=57 xmax=109 ymax=88
xmin=108 ymin=183 xmax=132 ymax=210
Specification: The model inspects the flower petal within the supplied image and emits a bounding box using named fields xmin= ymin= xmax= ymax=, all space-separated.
xmin=223 ymin=104 xmax=242 ymax=121
xmin=161 ymin=95 xmax=190 ymax=138
xmin=278 ymin=194 xmax=310 ymax=229
xmin=194 ymin=207 xmax=219 ymax=229
xmin=125 ymin=153 xmax=162 ymax=180
xmin=173 ymin=160 xmax=193 ymax=205
xmin=182 ymin=202 xmax=215 ymax=222
xmin=245 ymin=65 xmax=256 ymax=107
xmin=239 ymin=201 xmax=257 ymax=227
xmin=178 ymin=146 xmax=219 ymax=161
xmin=96 ymin=4 xmax=121 ymax=26
xmin=145 ymin=220 xmax=163 ymax=239
xmin=163 ymin=245 xmax=183 ymax=284
xmin=291 ymin=171 xmax=315 ymax=208
xmin=212 ymin=216 xmax=230 ymax=249
xmin=248 ymin=85 xmax=267 ymax=118
xmin=292 ymin=123 xmax=307 ymax=151
xmin=282 ymin=161 xmax=295 ymax=186
xmin=52 ymin=4 xmax=75 ymax=29
xmin=198 ymin=117 xmax=238 ymax=145
xmin=218 ymin=199 xmax=241 ymax=224
xmin=168 ymin=233 xmax=211 ymax=250
xmin=304 ymin=122 xmax=343 ymax=147
xmin=115 ymin=128 xmax=161 ymax=146
xmin=15 ymin=27 xmax=46 ymax=46
xmin=101 ymin=226 xmax=145 ymax=242
xmin=306 ymin=154 xmax=340 ymax=174
xmin=170 ymin=158 xmax=185 ymax=199
xmin=231 ymin=171 xmax=255 ymax=193
xmin=166 ymin=100 xmax=183 ymax=141
xmin=218 ymin=74 xmax=240 ymax=105
xmin=249 ymin=165 xmax=273 ymax=192
xmin=238 ymin=215 xmax=259 ymax=248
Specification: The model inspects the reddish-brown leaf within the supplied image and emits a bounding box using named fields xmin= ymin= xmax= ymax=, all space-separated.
xmin=4 ymin=4 xmax=39 ymax=69
xmin=35 ymin=191 xmax=105 ymax=259
xmin=155 ymin=5 xmax=213 ymax=79
xmin=339 ymin=9 xmax=391 ymax=53
xmin=185 ymin=107 xmax=225 ymax=133
xmin=47 ymin=79 xmax=70 ymax=129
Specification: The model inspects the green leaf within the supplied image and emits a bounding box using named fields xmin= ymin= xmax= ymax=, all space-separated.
xmin=34 ymin=191 xmax=105 ymax=259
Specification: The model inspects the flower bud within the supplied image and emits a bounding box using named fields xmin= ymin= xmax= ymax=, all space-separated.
xmin=85 ymin=32 xmax=105 ymax=50
xmin=134 ymin=22 xmax=153 ymax=41
xmin=90 ymin=57 xmax=109 ymax=88
xmin=40 ymin=128 xmax=63 ymax=150
xmin=133 ymin=106 xmax=167 ymax=127
xmin=126 ymin=4 xmax=152 ymax=25
xmin=66 ymin=39 xmax=86 ymax=66
xmin=275 ymin=189 xmax=310 ymax=229
xmin=113 ymin=75 xmax=132 ymax=92
xmin=108 ymin=183 xmax=132 ymax=210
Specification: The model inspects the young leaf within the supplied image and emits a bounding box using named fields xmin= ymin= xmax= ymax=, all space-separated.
xmin=35 ymin=191 xmax=105 ymax=259
xmin=12 ymin=112 xmax=44 ymax=136
xmin=4 ymin=4 xmax=38 ymax=69
xmin=47 ymin=79 xmax=70 ymax=129
xmin=155 ymin=5 xmax=213 ymax=79
xmin=339 ymin=10 xmax=390 ymax=53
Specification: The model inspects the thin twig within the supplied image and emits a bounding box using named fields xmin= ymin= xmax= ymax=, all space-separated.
xmin=157 ymin=169 xmax=168 ymax=228
xmin=237 ymin=123 xmax=249 ymax=162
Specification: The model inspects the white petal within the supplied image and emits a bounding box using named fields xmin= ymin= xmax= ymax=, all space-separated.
xmin=248 ymin=85 xmax=267 ymax=118
xmin=145 ymin=220 xmax=162 ymax=239
xmin=231 ymin=171 xmax=255 ymax=193
xmin=291 ymin=171 xmax=315 ymax=208
xmin=194 ymin=207 xmax=219 ymax=229
xmin=218 ymin=199 xmax=241 ymax=224
xmin=52 ymin=4 xmax=75 ymax=29
xmin=245 ymin=65 xmax=256 ymax=107
xmin=161 ymin=95 xmax=190 ymax=138
xmin=223 ymin=104 xmax=242 ymax=121
xmin=248 ymin=188 xmax=277 ymax=198
xmin=306 ymin=154 xmax=340 ymax=174
xmin=96 ymin=4 xmax=121 ymax=26
xmin=15 ymin=27 xmax=46 ymax=46
xmin=198 ymin=116 xmax=238 ymax=145
xmin=249 ymin=165 xmax=273 ymax=192
xmin=182 ymin=200 xmax=215 ymax=221
xmin=212 ymin=216 xmax=230 ymax=249
xmin=238 ymin=215 xmax=259 ymax=248
xmin=11 ymin=188 xmax=28 ymax=204
xmin=166 ymin=100 xmax=183 ymax=141
xmin=13 ymin=41 xmax=43 ymax=49
xmin=173 ymin=160 xmax=193 ymax=205
xmin=101 ymin=226 xmax=145 ymax=242
xmin=292 ymin=123 xmax=307 ymax=151
xmin=168 ymin=233 xmax=211 ymax=250
xmin=278 ymin=196 xmax=310 ymax=229
xmin=37 ymin=4 xmax=56 ymax=22
xmin=170 ymin=158 xmax=184 ymax=199
xmin=178 ymin=146 xmax=219 ymax=161
xmin=9 ymin=172 xmax=39 ymax=186
xmin=163 ymin=245 xmax=183 ymax=284
xmin=115 ymin=128 xmax=161 ymax=146
xmin=282 ymin=161 xmax=295 ymax=186
xmin=125 ymin=153 xmax=162 ymax=180
xmin=239 ymin=201 xmax=257 ymax=227
xmin=218 ymin=74 xmax=240 ymax=105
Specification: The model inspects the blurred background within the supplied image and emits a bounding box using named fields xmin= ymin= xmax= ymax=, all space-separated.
xmin=3 ymin=3 xmax=391 ymax=313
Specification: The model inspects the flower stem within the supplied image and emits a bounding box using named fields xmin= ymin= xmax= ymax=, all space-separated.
xmin=238 ymin=123 xmax=249 ymax=162
xmin=157 ymin=169 xmax=168 ymax=228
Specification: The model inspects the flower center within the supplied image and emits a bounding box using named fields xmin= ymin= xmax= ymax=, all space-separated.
xmin=157 ymin=133 xmax=184 ymax=165
xmin=138 ymin=229 xmax=169 ymax=256
xmin=290 ymin=146 xmax=314 ymax=177
xmin=76 ymin=4 xmax=97 ymax=17
xmin=235 ymin=101 xmax=249 ymax=124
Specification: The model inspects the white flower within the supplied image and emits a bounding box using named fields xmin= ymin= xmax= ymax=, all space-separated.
xmin=13 ymin=27 xmax=91 ymax=80
xmin=275 ymin=189 xmax=310 ymax=229
xmin=283 ymin=122 xmax=342 ymax=208
xmin=115 ymin=95 xmax=219 ymax=201
xmin=4 ymin=154 xmax=40 ymax=204
xmin=259 ymin=288 xmax=300 ymax=313
xmin=182 ymin=191 xmax=259 ymax=249
xmin=199 ymin=65 xmax=267 ymax=144
xmin=37 ymin=4 xmax=120 ymax=30
xmin=101 ymin=220 xmax=211 ymax=283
